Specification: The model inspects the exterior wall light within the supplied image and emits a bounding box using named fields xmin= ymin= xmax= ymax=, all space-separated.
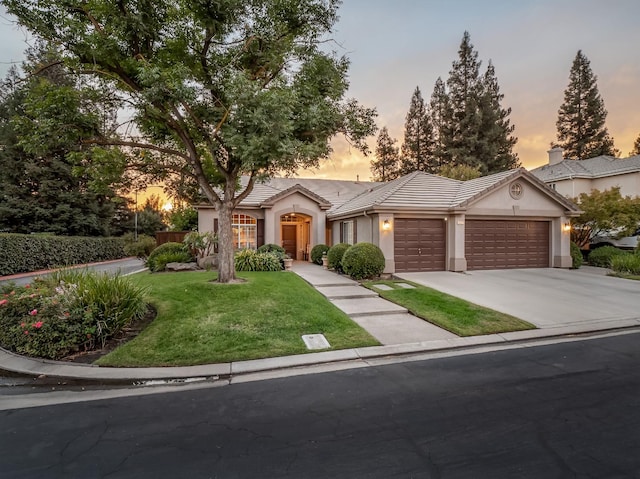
xmin=382 ymin=219 xmax=391 ymax=231
xmin=563 ymin=223 xmax=571 ymax=232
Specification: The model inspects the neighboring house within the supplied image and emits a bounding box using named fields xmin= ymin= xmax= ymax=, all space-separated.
xmin=196 ymin=168 xmax=580 ymax=274
xmin=530 ymin=147 xmax=640 ymax=199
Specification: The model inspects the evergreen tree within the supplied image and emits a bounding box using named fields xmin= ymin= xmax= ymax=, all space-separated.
xmin=556 ymin=50 xmax=617 ymax=159
xmin=429 ymin=77 xmax=450 ymax=169
xmin=400 ymin=86 xmax=435 ymax=174
xmin=0 ymin=45 xmax=120 ymax=236
xmin=477 ymin=61 xmax=520 ymax=173
xmin=630 ymin=133 xmax=640 ymax=156
xmin=371 ymin=127 xmax=400 ymax=181
xmin=442 ymin=31 xmax=483 ymax=171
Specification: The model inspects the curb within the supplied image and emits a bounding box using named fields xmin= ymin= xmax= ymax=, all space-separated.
xmin=2 ymin=320 xmax=639 ymax=384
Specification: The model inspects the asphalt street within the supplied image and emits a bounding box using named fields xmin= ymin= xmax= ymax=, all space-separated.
xmin=2 ymin=331 xmax=639 ymax=478
xmin=0 ymin=258 xmax=145 ymax=287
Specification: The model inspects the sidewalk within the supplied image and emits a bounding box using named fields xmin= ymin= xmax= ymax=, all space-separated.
xmin=1 ymin=261 xmax=638 ymax=383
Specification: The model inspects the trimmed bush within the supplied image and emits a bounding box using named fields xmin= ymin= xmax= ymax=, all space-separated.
xmin=123 ymin=234 xmax=157 ymax=258
xmin=0 ymin=270 xmax=147 ymax=360
xmin=0 ymin=233 xmax=126 ymax=276
xmin=588 ymin=245 xmax=629 ymax=268
xmin=342 ymin=242 xmax=386 ymax=280
xmin=235 ymin=250 xmax=282 ymax=271
xmin=611 ymin=254 xmax=640 ymax=275
xmin=327 ymin=243 xmax=350 ymax=273
xmin=570 ymin=242 xmax=583 ymax=269
xmin=146 ymin=242 xmax=193 ymax=272
xmin=310 ymin=244 xmax=330 ymax=265
xmin=257 ymin=243 xmax=286 ymax=255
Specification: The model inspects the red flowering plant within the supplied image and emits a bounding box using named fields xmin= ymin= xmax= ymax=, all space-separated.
xmin=0 ymin=279 xmax=97 ymax=359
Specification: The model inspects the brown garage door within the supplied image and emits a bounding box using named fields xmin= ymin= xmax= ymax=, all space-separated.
xmin=466 ymin=220 xmax=549 ymax=270
xmin=394 ymin=219 xmax=446 ymax=272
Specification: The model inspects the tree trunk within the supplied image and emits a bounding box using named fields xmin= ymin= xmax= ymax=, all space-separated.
xmin=216 ymin=202 xmax=236 ymax=283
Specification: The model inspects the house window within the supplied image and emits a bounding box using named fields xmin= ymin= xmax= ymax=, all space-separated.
xmin=342 ymin=220 xmax=354 ymax=245
xmin=233 ymin=214 xmax=257 ymax=250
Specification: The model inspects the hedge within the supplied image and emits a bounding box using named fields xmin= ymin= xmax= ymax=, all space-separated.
xmin=0 ymin=234 xmax=127 ymax=276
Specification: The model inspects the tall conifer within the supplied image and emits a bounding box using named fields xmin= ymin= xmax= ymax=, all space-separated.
xmin=400 ymin=86 xmax=435 ymax=174
xmin=443 ymin=31 xmax=483 ymax=170
xmin=429 ymin=77 xmax=450 ymax=169
xmin=477 ymin=61 xmax=519 ymax=173
xmin=556 ymin=50 xmax=617 ymax=159
xmin=371 ymin=127 xmax=401 ymax=182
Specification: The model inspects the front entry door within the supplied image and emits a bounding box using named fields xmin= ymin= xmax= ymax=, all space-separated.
xmin=282 ymin=225 xmax=297 ymax=258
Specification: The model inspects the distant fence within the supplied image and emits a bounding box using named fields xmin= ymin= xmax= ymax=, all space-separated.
xmin=155 ymin=231 xmax=190 ymax=246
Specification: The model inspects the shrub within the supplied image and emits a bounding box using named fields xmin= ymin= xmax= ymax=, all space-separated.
xmin=235 ymin=250 xmax=283 ymax=271
xmin=610 ymin=254 xmax=640 ymax=275
xmin=588 ymin=245 xmax=629 ymax=268
xmin=146 ymin=242 xmax=193 ymax=272
xmin=341 ymin=242 xmax=386 ymax=280
xmin=257 ymin=243 xmax=286 ymax=255
xmin=0 ymin=270 xmax=148 ymax=360
xmin=0 ymin=233 xmax=126 ymax=276
xmin=123 ymin=234 xmax=157 ymax=258
xmin=570 ymin=242 xmax=583 ymax=269
xmin=310 ymin=244 xmax=330 ymax=265
xmin=183 ymin=231 xmax=217 ymax=258
xmin=152 ymin=251 xmax=194 ymax=272
xmin=327 ymin=243 xmax=350 ymax=273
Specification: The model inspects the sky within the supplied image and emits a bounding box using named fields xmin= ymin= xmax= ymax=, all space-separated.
xmin=1 ymin=0 xmax=639 ymax=182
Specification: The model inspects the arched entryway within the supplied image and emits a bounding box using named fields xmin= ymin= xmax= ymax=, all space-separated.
xmin=280 ymin=213 xmax=311 ymax=260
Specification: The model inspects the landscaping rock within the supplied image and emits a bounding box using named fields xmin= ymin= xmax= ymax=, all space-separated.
xmin=197 ymin=255 xmax=218 ymax=270
xmin=165 ymin=262 xmax=199 ymax=271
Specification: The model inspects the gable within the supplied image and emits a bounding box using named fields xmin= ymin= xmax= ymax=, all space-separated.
xmin=467 ymin=177 xmax=572 ymax=216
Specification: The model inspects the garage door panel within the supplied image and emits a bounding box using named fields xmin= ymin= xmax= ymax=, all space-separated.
xmin=466 ymin=220 xmax=549 ymax=270
xmin=395 ymin=219 xmax=446 ymax=272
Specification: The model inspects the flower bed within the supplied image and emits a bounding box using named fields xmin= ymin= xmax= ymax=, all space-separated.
xmin=0 ymin=270 xmax=148 ymax=360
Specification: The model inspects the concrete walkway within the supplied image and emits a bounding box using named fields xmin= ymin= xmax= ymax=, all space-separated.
xmin=1 ymin=262 xmax=639 ymax=383
xmin=292 ymin=261 xmax=457 ymax=345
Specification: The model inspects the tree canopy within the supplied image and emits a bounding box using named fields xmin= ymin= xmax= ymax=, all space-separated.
xmin=0 ymin=44 xmax=123 ymax=236
xmin=3 ymin=0 xmax=377 ymax=282
xmin=556 ymin=50 xmax=617 ymax=159
xmin=569 ymin=187 xmax=640 ymax=248
xmin=630 ymin=133 xmax=640 ymax=157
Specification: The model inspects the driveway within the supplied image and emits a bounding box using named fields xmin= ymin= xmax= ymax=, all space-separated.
xmin=395 ymin=267 xmax=640 ymax=329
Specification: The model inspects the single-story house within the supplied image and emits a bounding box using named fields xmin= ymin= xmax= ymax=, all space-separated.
xmin=530 ymin=147 xmax=640 ymax=198
xmin=196 ymin=167 xmax=581 ymax=273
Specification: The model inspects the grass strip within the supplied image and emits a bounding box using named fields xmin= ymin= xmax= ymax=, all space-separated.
xmin=363 ymin=280 xmax=535 ymax=336
xmin=96 ymin=271 xmax=378 ymax=367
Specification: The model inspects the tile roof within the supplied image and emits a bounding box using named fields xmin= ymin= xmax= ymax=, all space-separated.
xmin=530 ymin=155 xmax=640 ymax=182
xmin=235 ymin=176 xmax=378 ymax=212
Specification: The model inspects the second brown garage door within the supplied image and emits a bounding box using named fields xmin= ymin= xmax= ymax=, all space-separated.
xmin=465 ymin=220 xmax=549 ymax=270
xmin=394 ymin=219 xmax=446 ymax=272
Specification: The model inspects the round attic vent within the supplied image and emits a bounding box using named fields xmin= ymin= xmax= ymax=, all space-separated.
xmin=509 ymin=182 xmax=524 ymax=200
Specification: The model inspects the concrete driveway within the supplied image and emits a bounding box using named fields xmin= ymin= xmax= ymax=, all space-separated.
xmin=395 ymin=267 xmax=640 ymax=329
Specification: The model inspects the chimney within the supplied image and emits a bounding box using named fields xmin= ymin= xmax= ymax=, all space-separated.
xmin=548 ymin=147 xmax=564 ymax=165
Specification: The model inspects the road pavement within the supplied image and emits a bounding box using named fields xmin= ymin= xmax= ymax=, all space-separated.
xmin=2 ymin=331 xmax=639 ymax=478
xmin=0 ymin=258 xmax=145 ymax=287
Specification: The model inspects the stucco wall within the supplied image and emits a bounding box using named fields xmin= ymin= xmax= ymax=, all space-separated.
xmin=551 ymin=173 xmax=640 ymax=199
xmin=468 ymin=180 xmax=565 ymax=217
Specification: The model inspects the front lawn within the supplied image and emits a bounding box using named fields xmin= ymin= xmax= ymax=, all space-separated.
xmin=363 ymin=280 xmax=535 ymax=336
xmin=96 ymin=271 xmax=379 ymax=366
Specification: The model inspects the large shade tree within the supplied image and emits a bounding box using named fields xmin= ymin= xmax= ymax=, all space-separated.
xmin=400 ymin=86 xmax=435 ymax=174
xmin=3 ymin=0 xmax=377 ymax=283
xmin=556 ymin=50 xmax=617 ymax=159
xmin=0 ymin=44 xmax=122 ymax=236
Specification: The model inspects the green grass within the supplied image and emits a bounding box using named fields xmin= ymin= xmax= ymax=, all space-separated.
xmin=96 ymin=271 xmax=379 ymax=367
xmin=363 ymin=280 xmax=535 ymax=336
